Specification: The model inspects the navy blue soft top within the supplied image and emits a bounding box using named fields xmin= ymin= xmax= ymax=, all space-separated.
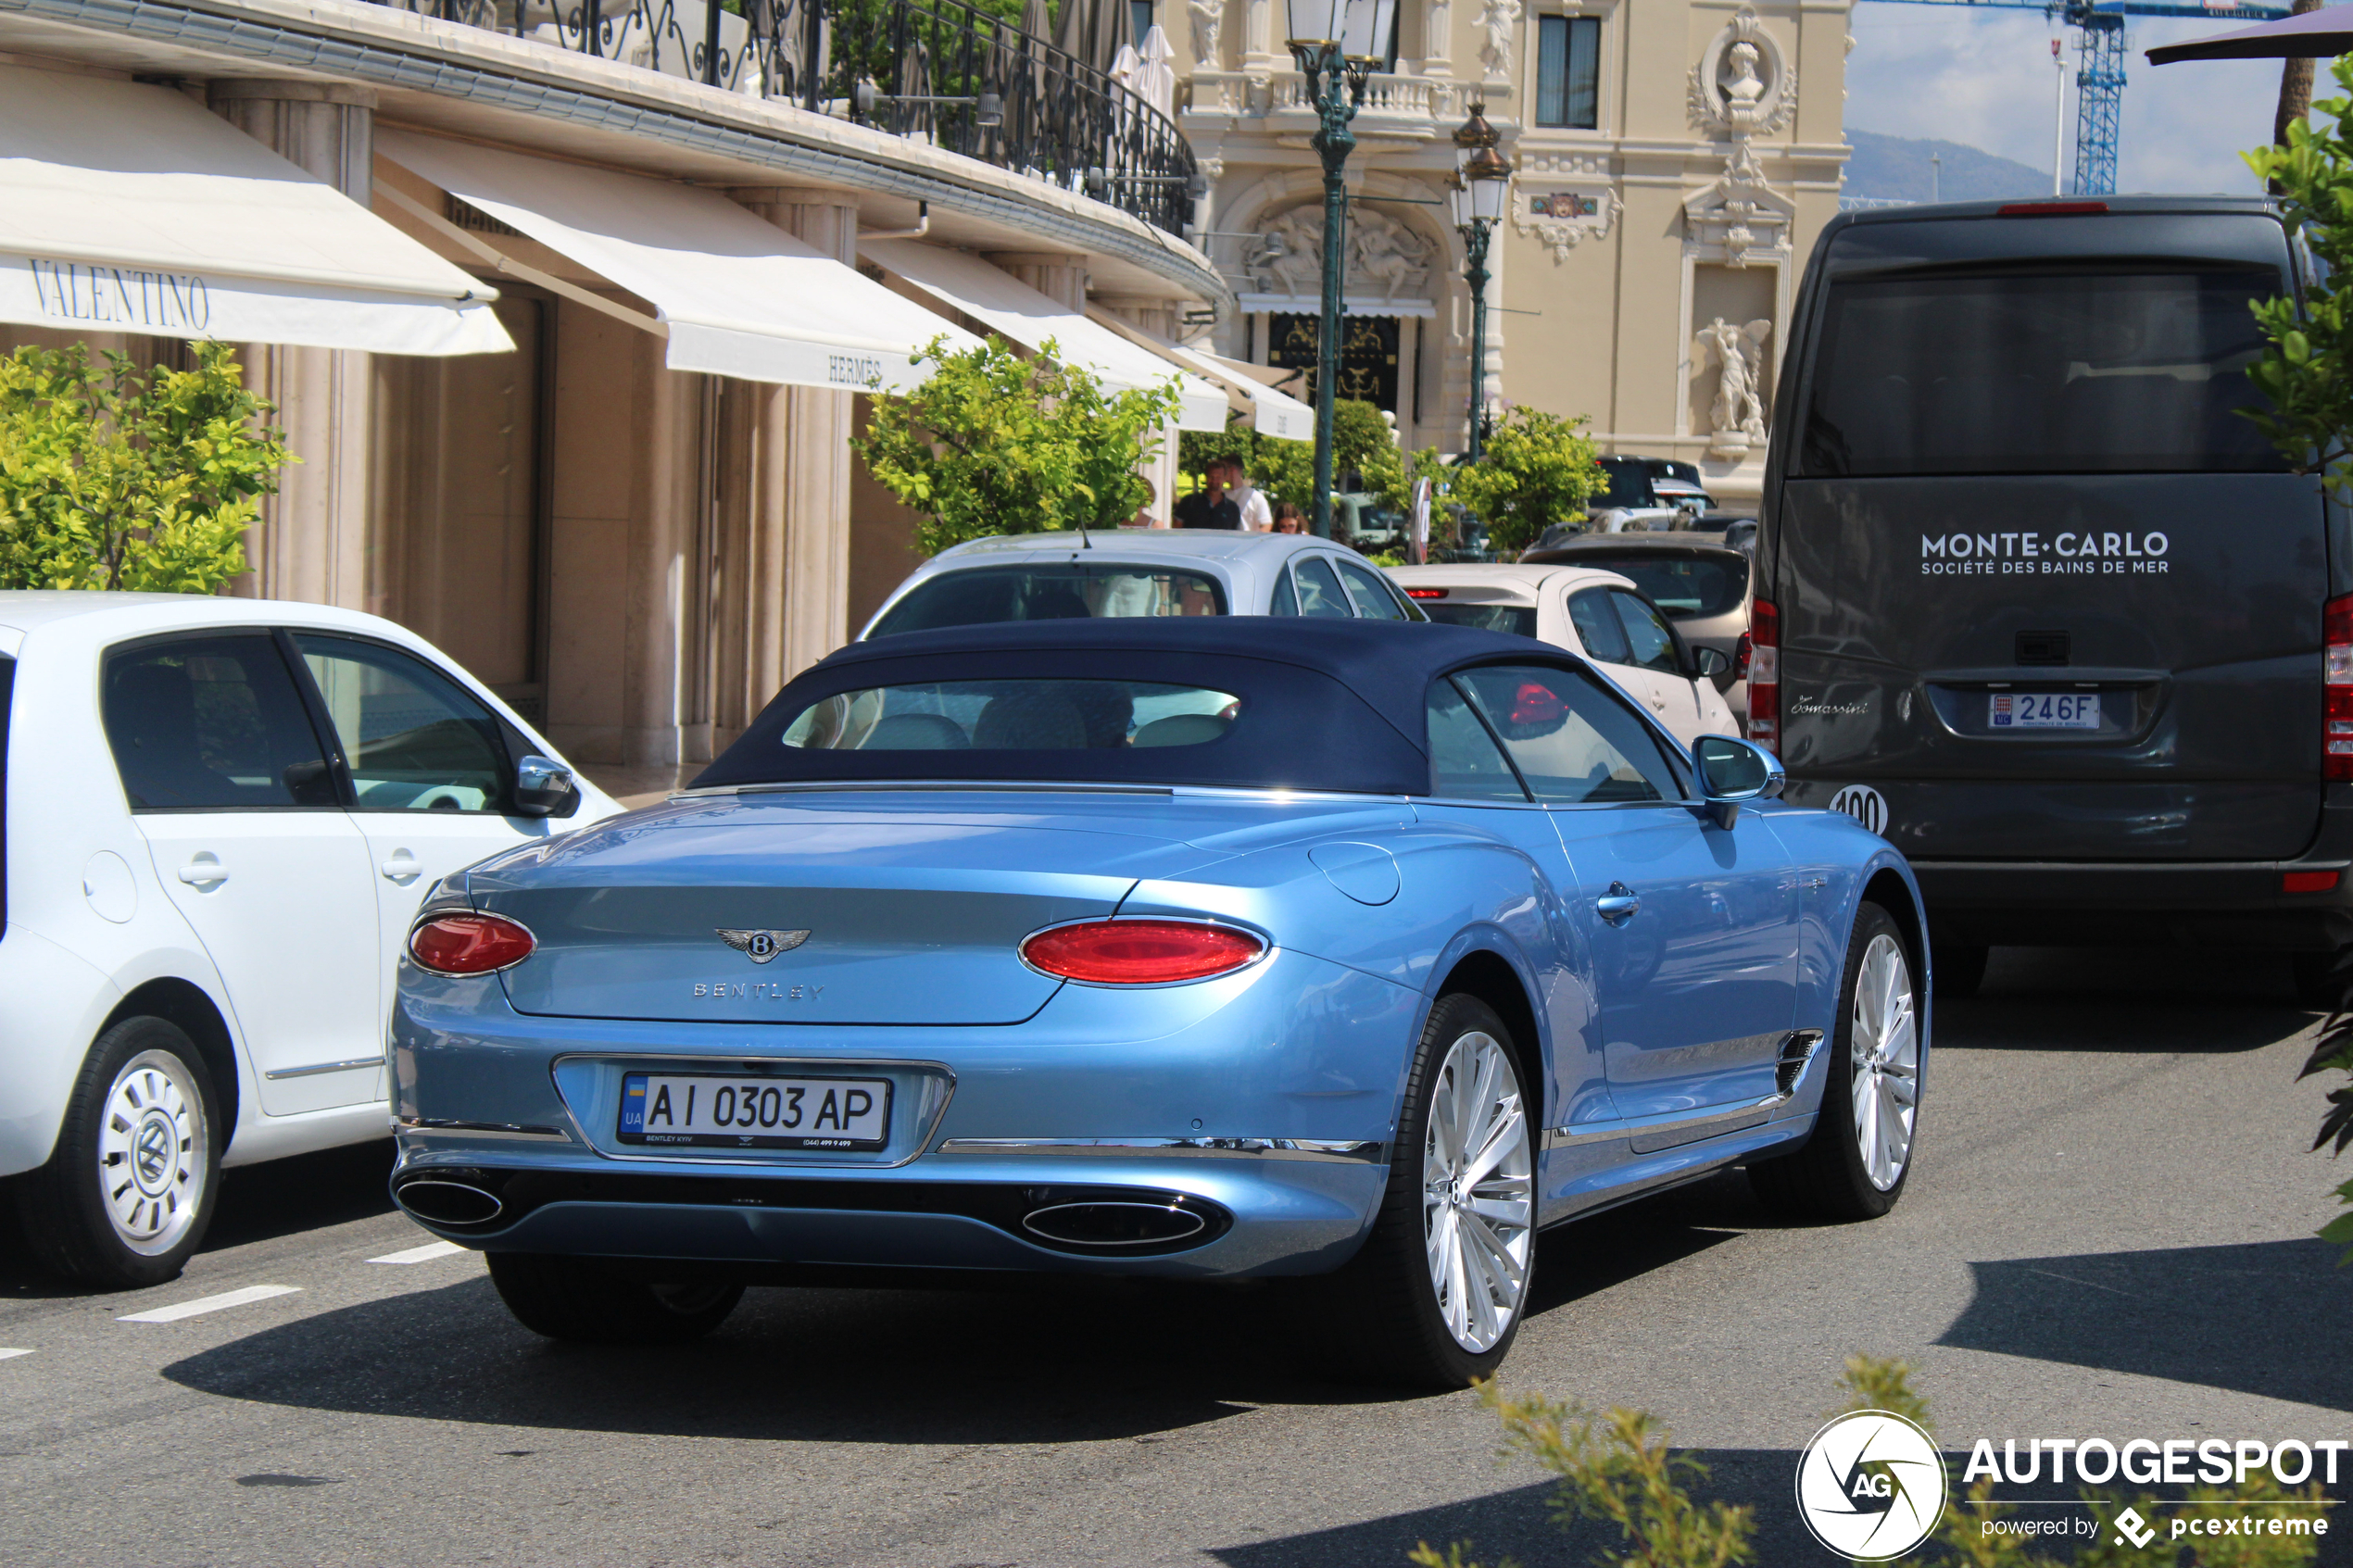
xmin=690 ymin=618 xmax=1575 ymax=796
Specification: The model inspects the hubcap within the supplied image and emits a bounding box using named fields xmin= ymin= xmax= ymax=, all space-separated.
xmin=1421 ymin=1030 xmax=1534 ymax=1354
xmin=1850 ymin=934 xmax=1919 ymax=1192
xmin=97 ymin=1050 xmax=206 ymax=1256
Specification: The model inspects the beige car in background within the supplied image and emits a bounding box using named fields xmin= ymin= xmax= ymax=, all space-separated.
xmin=1384 ymin=564 xmax=1741 ymax=747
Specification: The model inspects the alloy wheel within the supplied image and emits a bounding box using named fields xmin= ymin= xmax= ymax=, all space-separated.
xmin=97 ymin=1049 xmax=208 ymax=1256
xmin=1850 ymin=934 xmax=1919 ymax=1191
xmin=1421 ymin=1030 xmax=1534 ymax=1353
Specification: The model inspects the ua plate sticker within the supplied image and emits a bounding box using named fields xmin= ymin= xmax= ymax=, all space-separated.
xmin=619 ymin=1073 xmax=891 ymax=1149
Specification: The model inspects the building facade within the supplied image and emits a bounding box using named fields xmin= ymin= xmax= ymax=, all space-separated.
xmin=1173 ymin=0 xmax=1853 ymax=505
xmin=0 ymin=0 xmax=1226 ymax=786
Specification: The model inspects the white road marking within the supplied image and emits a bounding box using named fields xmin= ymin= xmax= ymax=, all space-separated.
xmin=367 ymin=1240 xmax=466 ymax=1265
xmin=0 ymin=1348 xmax=32 ymax=1361
xmin=117 ymin=1285 xmax=301 ymax=1323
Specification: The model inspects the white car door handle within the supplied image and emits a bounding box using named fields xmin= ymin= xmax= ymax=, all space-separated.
xmin=380 ymin=850 xmax=422 ymax=883
xmin=177 ymin=857 xmax=228 ymax=888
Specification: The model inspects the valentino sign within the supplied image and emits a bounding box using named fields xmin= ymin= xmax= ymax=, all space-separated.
xmin=24 ymin=257 xmax=213 ymax=332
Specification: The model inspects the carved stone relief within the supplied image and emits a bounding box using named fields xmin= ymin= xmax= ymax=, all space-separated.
xmin=1686 ymin=3 xmax=1794 ymax=137
xmin=1240 ymin=201 xmax=1435 ymax=302
xmin=1478 ymin=0 xmax=1520 ymax=82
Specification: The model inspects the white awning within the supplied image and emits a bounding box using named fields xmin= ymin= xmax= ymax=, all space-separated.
xmin=380 ymin=132 xmax=981 ymax=393
xmin=861 ymin=238 xmax=1229 ymax=432
xmin=0 ymin=65 xmax=510 ymax=357
xmin=1238 ymin=293 xmax=1438 ymax=320
xmin=1084 ymin=311 xmax=1317 ymax=443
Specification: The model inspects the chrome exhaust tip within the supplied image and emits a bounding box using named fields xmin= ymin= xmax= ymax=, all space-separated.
xmin=1021 ymin=1199 xmax=1208 ymax=1249
xmin=393 ymin=1178 xmax=503 ymax=1226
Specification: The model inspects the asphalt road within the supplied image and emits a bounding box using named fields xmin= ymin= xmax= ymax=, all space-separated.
xmin=2 ymin=945 xmax=2347 ymax=1567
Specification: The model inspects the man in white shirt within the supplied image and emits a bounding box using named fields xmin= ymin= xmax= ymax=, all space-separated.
xmin=1227 ymin=459 xmax=1274 ymax=533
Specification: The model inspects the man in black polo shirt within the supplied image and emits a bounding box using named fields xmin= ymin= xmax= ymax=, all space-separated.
xmin=1174 ymin=457 xmax=1242 ymax=529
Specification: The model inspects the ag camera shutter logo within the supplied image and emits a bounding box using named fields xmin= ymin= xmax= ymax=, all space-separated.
xmin=1795 ymin=1410 xmax=1948 ymax=1560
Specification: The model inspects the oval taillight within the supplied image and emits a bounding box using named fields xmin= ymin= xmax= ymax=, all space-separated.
xmin=409 ymin=913 xmax=535 ymax=975
xmin=1020 ymin=920 xmax=1265 ymax=985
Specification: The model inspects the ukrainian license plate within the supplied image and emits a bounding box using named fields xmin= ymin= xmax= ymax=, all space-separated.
xmin=618 ymin=1073 xmax=891 ymax=1150
xmin=1990 ymin=692 xmax=2100 ymax=731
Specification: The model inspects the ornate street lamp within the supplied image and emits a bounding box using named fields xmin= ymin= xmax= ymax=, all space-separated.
xmin=1285 ymin=0 xmax=1396 ymax=536
xmin=1449 ymin=100 xmax=1510 ymax=465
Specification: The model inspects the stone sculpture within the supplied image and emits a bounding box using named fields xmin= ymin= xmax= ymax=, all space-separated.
xmin=1694 ymin=316 xmax=1772 ymax=458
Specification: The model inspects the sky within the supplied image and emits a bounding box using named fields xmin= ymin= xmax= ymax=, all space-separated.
xmin=1843 ymin=3 xmax=2302 ymax=195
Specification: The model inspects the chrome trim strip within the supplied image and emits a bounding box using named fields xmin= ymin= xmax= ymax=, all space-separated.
xmin=394 ymin=1116 xmax=571 ymax=1140
xmin=264 ymin=1056 xmax=384 ymax=1081
xmin=547 ymin=1053 xmax=957 ymax=1170
xmin=933 ymin=1135 xmax=1389 ymax=1163
xmin=1542 ymin=1096 xmax=1793 ymax=1154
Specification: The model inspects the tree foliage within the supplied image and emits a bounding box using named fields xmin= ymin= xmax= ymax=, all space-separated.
xmin=0 ymin=340 xmax=287 ymax=593
xmin=855 ymin=334 xmax=1183 ymax=558
xmin=1446 ymin=406 xmax=1604 ymax=556
xmin=2244 ymin=57 xmax=2353 ymax=500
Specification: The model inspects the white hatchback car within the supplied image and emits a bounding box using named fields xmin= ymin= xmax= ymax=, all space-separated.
xmin=0 ymin=593 xmax=617 ymax=1286
xmin=1384 ymin=564 xmax=1741 ymax=746
xmin=860 ymin=529 xmax=1426 ymax=635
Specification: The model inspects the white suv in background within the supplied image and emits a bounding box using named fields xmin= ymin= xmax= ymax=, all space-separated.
xmin=0 ymin=593 xmax=617 ymax=1286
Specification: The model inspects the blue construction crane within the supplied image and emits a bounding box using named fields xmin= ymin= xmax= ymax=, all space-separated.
xmin=1866 ymin=2 xmax=2288 ymax=196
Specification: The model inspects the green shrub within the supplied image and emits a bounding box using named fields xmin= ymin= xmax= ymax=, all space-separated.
xmin=0 ymin=340 xmax=288 ymax=593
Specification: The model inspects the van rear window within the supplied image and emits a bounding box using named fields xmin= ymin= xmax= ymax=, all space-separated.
xmin=1798 ymin=270 xmax=2289 ymax=476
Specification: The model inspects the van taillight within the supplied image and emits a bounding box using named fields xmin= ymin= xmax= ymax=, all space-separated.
xmin=1747 ymin=599 xmax=1779 ymax=752
xmin=1734 ymin=632 xmax=1753 ymax=681
xmin=2327 ymin=595 xmax=2353 ymax=781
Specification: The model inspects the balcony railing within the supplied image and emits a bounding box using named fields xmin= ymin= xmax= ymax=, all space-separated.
xmin=371 ymin=0 xmax=1201 ymax=236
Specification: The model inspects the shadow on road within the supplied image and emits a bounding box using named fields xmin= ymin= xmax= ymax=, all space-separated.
xmin=1939 ymin=1238 xmax=2353 ymax=1413
xmin=1938 ymin=946 xmax=2315 ymax=1055
xmin=151 ymin=1177 xmax=1771 ymax=1447
xmin=1208 ymin=1449 xmax=1838 ymax=1567
xmin=0 ymin=1137 xmax=398 ymax=1300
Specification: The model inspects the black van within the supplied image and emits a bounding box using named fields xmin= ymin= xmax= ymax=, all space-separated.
xmin=1757 ymin=196 xmax=2351 ymax=997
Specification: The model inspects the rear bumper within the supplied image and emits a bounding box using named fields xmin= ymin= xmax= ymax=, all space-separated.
xmin=1913 ymin=850 xmax=2353 ymax=949
xmin=389 ymin=1148 xmax=1386 ymax=1278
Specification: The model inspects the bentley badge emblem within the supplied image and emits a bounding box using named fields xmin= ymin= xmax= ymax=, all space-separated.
xmin=715 ymin=928 xmax=810 ymax=964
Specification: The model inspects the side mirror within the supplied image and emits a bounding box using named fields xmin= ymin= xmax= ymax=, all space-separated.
xmin=511 ymin=753 xmax=578 ymax=819
xmin=1692 ymin=645 xmax=1732 ymax=684
xmin=1691 ymin=734 xmax=1784 ymax=829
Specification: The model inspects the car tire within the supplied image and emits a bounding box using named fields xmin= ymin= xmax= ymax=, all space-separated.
xmin=1318 ymin=993 xmax=1537 ymax=1389
xmin=1931 ymin=942 xmax=1987 ymax=998
xmin=15 ymin=1017 xmax=221 ymax=1289
xmin=486 ymin=1253 xmax=744 ymax=1344
xmin=1749 ymin=903 xmax=1921 ymax=1223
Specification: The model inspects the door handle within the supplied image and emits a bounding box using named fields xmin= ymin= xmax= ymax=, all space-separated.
xmin=177 ymin=855 xmax=228 ymax=889
xmin=379 ymin=849 xmax=422 ymax=883
xmin=1596 ymin=882 xmax=1641 ymax=924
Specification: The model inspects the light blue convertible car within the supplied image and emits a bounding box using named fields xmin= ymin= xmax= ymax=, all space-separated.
xmin=389 ymin=619 xmax=1927 ymax=1386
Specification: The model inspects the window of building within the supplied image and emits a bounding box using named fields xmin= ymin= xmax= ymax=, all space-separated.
xmin=1534 ymin=15 xmax=1601 ymax=130
xmin=1130 ymin=0 xmax=1153 ymax=50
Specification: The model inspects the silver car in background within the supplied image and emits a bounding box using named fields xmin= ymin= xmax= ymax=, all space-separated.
xmin=859 ymin=530 xmax=1427 ymax=635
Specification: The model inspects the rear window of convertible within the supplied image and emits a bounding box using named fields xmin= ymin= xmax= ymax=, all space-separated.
xmin=784 ymin=680 xmax=1240 ymax=750
xmin=696 ymin=649 xmax=1430 ymax=795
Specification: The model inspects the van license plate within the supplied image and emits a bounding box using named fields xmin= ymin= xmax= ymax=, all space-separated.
xmin=1991 ymin=693 xmax=2099 ymax=730
xmin=618 ymin=1073 xmax=891 ymax=1150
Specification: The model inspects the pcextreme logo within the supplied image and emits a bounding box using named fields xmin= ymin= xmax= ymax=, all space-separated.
xmin=1796 ymin=1411 xmax=1950 ymax=1561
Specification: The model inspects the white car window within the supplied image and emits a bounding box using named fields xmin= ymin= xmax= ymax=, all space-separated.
xmin=296 ymin=635 xmax=512 ymax=812
xmin=1293 ymin=557 xmax=1353 ymax=619
xmin=102 ymin=633 xmax=337 ymax=810
xmin=1336 ymin=558 xmax=1409 ymax=621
